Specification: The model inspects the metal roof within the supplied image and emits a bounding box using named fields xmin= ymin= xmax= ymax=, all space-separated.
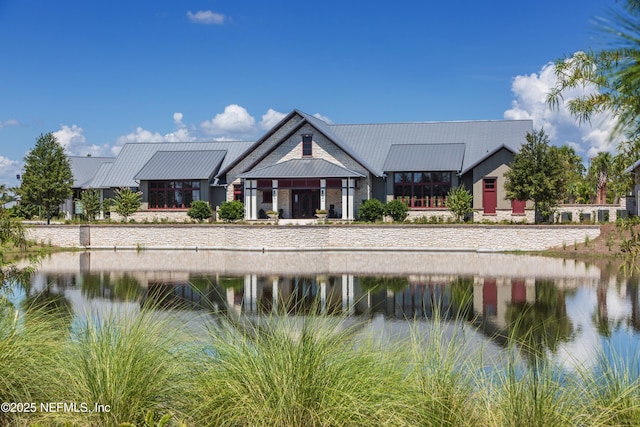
xmin=85 ymin=161 xmax=113 ymax=189
xmin=327 ymin=119 xmax=532 ymax=176
xmin=68 ymin=156 xmax=115 ymax=188
xmin=383 ymin=143 xmax=465 ymax=172
xmin=134 ymin=150 xmax=226 ymax=181
xmin=97 ymin=141 xmax=253 ymax=188
xmin=237 ymin=158 xmax=365 ymax=179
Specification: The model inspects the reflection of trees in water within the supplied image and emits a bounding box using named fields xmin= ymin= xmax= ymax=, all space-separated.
xmin=505 ymin=280 xmax=572 ymax=362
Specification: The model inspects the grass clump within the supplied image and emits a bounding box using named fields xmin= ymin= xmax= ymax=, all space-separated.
xmin=190 ymin=315 xmax=410 ymax=426
xmin=44 ymin=308 xmax=194 ymax=426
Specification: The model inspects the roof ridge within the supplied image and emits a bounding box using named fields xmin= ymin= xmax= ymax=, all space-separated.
xmin=328 ymin=119 xmax=532 ymax=126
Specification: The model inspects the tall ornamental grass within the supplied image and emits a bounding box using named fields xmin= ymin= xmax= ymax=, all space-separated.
xmin=1 ymin=291 xmax=640 ymax=426
xmin=42 ymin=308 xmax=196 ymax=426
xmin=0 ymin=307 xmax=63 ymax=426
xmin=189 ymin=315 xmax=413 ymax=426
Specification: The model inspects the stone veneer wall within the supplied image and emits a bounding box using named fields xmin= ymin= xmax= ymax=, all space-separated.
xmin=26 ymin=224 xmax=601 ymax=252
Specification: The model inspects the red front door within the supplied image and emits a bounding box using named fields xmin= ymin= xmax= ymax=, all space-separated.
xmin=483 ymin=178 xmax=497 ymax=214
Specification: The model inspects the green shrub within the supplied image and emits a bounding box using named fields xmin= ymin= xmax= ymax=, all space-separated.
xmin=446 ymin=186 xmax=473 ymax=222
xmin=384 ymin=199 xmax=409 ymax=222
xmin=187 ymin=200 xmax=213 ymax=222
xmin=358 ymin=199 xmax=385 ymax=222
xmin=218 ymin=200 xmax=245 ymax=222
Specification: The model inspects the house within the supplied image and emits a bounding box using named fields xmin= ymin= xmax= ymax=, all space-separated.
xmin=66 ymin=110 xmax=533 ymax=222
xmin=625 ymin=159 xmax=640 ymax=216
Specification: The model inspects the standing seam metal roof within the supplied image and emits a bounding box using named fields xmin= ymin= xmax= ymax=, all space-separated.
xmin=68 ymin=156 xmax=115 ymax=188
xmin=383 ymin=143 xmax=465 ymax=172
xmin=237 ymin=158 xmax=365 ymax=179
xmin=134 ymin=150 xmax=227 ymax=181
xmin=97 ymin=141 xmax=253 ymax=188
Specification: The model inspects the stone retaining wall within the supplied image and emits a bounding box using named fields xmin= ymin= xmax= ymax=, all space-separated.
xmin=26 ymin=224 xmax=601 ymax=252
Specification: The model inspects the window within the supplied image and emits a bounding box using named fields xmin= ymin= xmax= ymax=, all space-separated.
xmin=233 ymin=184 xmax=244 ymax=201
xmin=393 ymin=172 xmax=452 ymax=208
xmin=148 ymin=181 xmax=201 ymax=209
xmin=302 ymin=134 xmax=313 ymax=157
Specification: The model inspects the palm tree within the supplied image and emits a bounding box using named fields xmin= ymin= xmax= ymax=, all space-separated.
xmin=548 ymin=0 xmax=640 ymax=149
xmin=589 ymin=152 xmax=613 ymax=204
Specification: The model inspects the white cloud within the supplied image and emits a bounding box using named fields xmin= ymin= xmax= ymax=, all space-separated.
xmin=173 ymin=112 xmax=184 ymax=126
xmin=313 ymin=113 xmax=333 ymax=124
xmin=53 ymin=124 xmax=110 ymax=157
xmin=0 ymin=119 xmax=20 ymax=128
xmin=187 ymin=10 xmax=226 ymax=25
xmin=504 ymin=59 xmax=620 ymax=158
xmin=259 ymin=108 xmax=287 ymax=129
xmin=200 ymin=104 xmax=256 ymax=136
xmin=0 ymin=155 xmax=21 ymax=188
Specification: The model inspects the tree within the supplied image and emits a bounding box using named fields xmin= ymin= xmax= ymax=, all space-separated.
xmin=18 ymin=133 xmax=73 ymax=224
xmin=588 ymin=152 xmax=613 ymax=204
xmin=109 ymin=187 xmax=141 ymax=222
xmin=504 ymin=129 xmax=565 ymax=222
xmin=218 ymin=200 xmax=245 ymax=222
xmin=78 ymin=189 xmax=102 ymax=221
xmin=547 ymin=0 xmax=640 ymax=154
xmin=445 ymin=186 xmax=473 ymax=222
xmin=551 ymin=145 xmax=586 ymax=203
xmin=187 ymin=200 xmax=213 ymax=222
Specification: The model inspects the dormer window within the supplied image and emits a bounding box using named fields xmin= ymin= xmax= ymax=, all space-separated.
xmin=302 ymin=134 xmax=313 ymax=157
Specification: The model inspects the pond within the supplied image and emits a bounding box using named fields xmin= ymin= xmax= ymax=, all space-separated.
xmin=9 ymin=250 xmax=640 ymax=371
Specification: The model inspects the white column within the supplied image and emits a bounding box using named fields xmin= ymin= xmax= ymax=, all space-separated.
xmin=347 ymin=178 xmax=355 ymax=220
xmin=244 ymin=180 xmax=251 ymax=220
xmin=244 ymin=180 xmax=257 ymax=220
xmin=320 ymin=179 xmax=326 ymax=211
xmin=341 ymin=179 xmax=348 ymax=220
xmin=272 ymin=180 xmax=278 ymax=213
xmin=98 ymin=189 xmax=105 ymax=220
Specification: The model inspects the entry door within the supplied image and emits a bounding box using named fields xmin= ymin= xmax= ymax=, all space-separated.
xmin=292 ymin=190 xmax=319 ymax=218
xmin=483 ymin=178 xmax=497 ymax=214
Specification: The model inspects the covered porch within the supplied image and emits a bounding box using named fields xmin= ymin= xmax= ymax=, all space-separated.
xmin=237 ymin=158 xmax=365 ymax=221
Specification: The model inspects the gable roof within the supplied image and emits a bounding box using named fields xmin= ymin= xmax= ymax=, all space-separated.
xmin=134 ymin=150 xmax=227 ymax=182
xmin=220 ymin=110 xmax=532 ymax=179
xmin=327 ymin=119 xmax=532 ymax=176
xmin=68 ymin=156 xmax=115 ymax=188
xmin=237 ymin=158 xmax=365 ymax=179
xmin=383 ymin=143 xmax=465 ymax=172
xmin=96 ymin=141 xmax=253 ymax=188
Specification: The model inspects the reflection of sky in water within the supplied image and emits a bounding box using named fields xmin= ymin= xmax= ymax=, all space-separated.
xmin=8 ymin=251 xmax=640 ymax=373
xmin=556 ymin=287 xmax=635 ymax=371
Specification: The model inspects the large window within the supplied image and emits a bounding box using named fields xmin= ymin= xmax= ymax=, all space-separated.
xmin=302 ymin=134 xmax=313 ymax=157
xmin=394 ymin=172 xmax=452 ymax=208
xmin=148 ymin=181 xmax=201 ymax=209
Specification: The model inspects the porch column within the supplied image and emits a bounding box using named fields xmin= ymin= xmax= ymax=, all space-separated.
xmin=272 ymin=180 xmax=278 ymax=213
xmin=320 ymin=179 xmax=326 ymax=211
xmin=98 ymin=189 xmax=105 ymax=220
xmin=244 ymin=180 xmax=257 ymax=220
xmin=341 ymin=179 xmax=348 ymax=220
xmin=347 ymin=178 xmax=355 ymax=220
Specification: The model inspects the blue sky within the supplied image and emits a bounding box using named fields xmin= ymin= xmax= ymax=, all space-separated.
xmin=0 ymin=0 xmax=620 ymax=187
